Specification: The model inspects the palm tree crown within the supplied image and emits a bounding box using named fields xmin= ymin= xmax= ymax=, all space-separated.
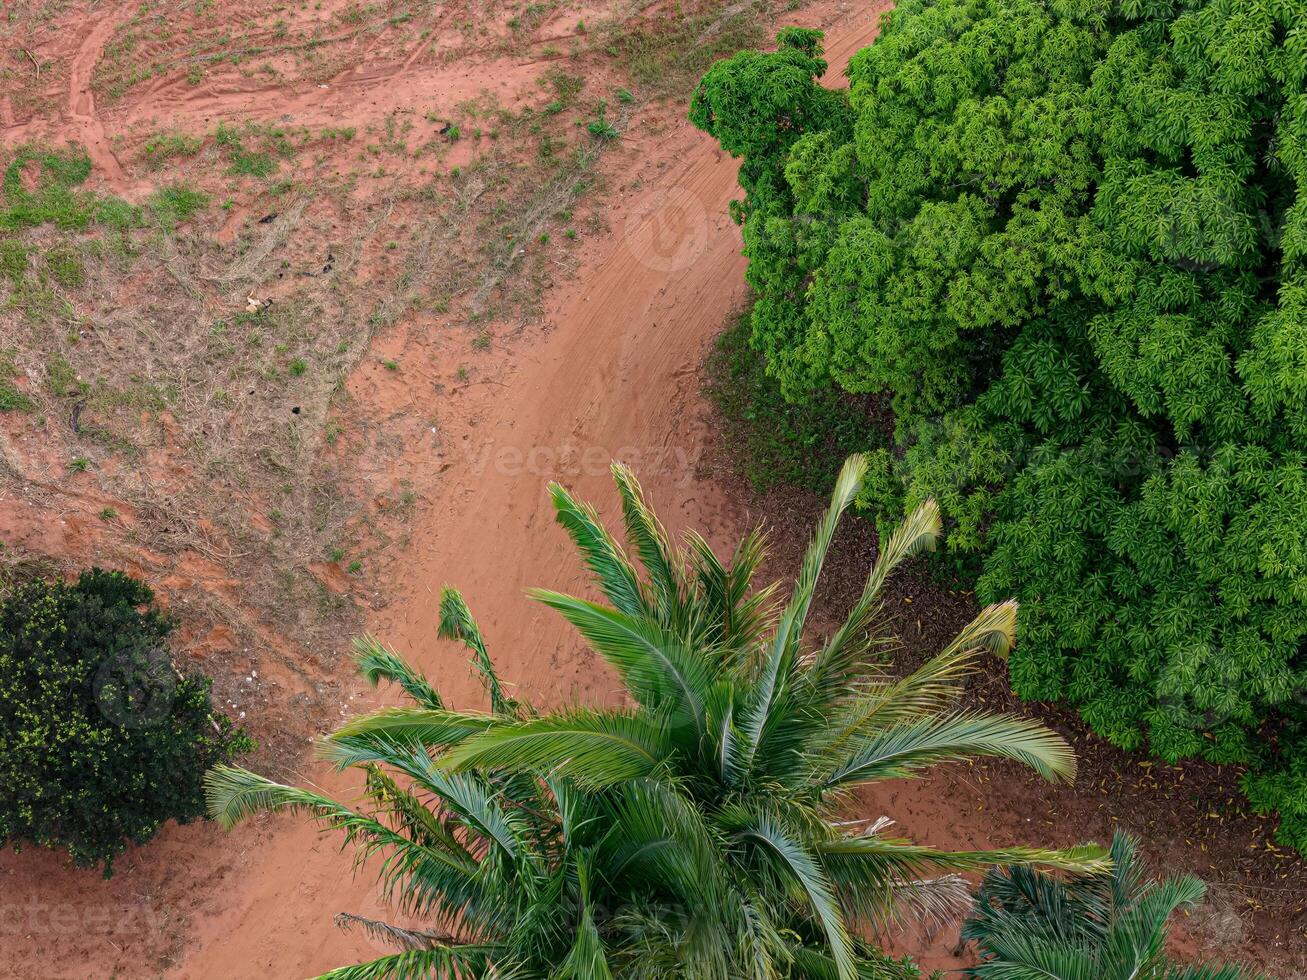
xmin=207 ymin=454 xmax=1107 ymax=980
xmin=963 ymin=830 xmax=1259 ymax=980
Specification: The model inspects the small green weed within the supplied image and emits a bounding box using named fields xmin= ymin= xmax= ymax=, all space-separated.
xmin=148 ymin=184 xmax=209 ymax=229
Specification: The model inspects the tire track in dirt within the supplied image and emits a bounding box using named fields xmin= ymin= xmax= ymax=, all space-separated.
xmin=168 ymin=6 xmax=892 ymax=978
xmin=67 ymin=5 xmax=129 ymax=188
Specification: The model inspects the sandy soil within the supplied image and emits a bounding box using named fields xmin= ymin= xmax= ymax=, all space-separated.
xmin=1 ymin=0 xmax=1303 ymax=977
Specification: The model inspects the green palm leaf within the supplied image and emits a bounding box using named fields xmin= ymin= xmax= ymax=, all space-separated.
xmin=728 ymin=806 xmax=857 ymax=980
xmin=612 ymin=463 xmax=683 ymax=621
xmin=311 ymin=946 xmax=499 ymax=980
xmin=319 ymin=708 xmax=499 ymax=767
xmin=685 ymin=525 xmax=775 ymax=651
xmin=820 ymin=712 xmax=1076 ymax=788
xmin=439 ymin=709 xmax=671 ymax=789
xmin=807 ymin=499 xmax=943 ymax=704
xmin=438 ymin=587 xmax=515 ymax=716
xmin=838 ymin=601 xmax=1017 ymax=734
xmin=529 ymin=589 xmax=714 ymax=734
xmin=555 ymin=852 xmax=615 ymax=980
xmin=352 ymin=635 xmax=445 ymax=710
xmin=739 ymin=454 xmax=868 ymax=774
xmin=549 ymin=480 xmax=645 ymax=615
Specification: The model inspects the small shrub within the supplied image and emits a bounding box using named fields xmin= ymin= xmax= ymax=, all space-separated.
xmin=0 ymin=569 xmax=251 ymax=874
xmin=586 ymin=113 xmax=618 ymax=140
xmin=964 ymin=832 xmax=1256 ymax=979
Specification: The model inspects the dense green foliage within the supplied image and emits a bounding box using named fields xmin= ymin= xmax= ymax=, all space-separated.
xmin=0 ymin=569 xmax=250 ymax=874
xmin=691 ymin=2 xmax=1307 ymax=848
xmin=208 ymin=458 xmax=1106 ymax=980
xmin=963 ymin=831 xmax=1257 ymax=980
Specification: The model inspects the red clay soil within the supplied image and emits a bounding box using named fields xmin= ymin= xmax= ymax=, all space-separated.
xmin=1 ymin=0 xmax=1303 ymax=978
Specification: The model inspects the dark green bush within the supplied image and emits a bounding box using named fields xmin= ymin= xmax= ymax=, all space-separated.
xmin=0 ymin=569 xmax=251 ymax=874
xmin=692 ymin=1 xmax=1307 ymax=848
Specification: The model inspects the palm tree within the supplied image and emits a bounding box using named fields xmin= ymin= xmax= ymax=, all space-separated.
xmin=962 ymin=831 xmax=1258 ymax=980
xmin=207 ymin=454 xmax=1107 ymax=980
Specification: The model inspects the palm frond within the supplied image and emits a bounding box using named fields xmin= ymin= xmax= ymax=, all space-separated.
xmin=439 ymin=709 xmax=671 ymax=789
xmin=820 ymin=712 xmax=1076 ymax=788
xmin=968 ymin=930 xmax=1100 ymax=980
xmin=554 ymin=852 xmax=615 ymax=980
xmin=205 ymin=765 xmax=358 ymax=830
xmin=549 ymin=480 xmax=645 ymax=615
xmin=603 ymin=777 xmax=732 ymax=911
xmin=729 ymin=806 xmax=857 ymax=980
xmin=789 ymin=943 xmax=924 ymax=980
xmin=807 ymin=500 xmax=943 ymax=701
xmin=884 ymin=874 xmax=973 ymax=931
xmin=863 ymin=498 xmax=941 ymax=602
xmin=966 ymin=831 xmax=1259 ymax=980
xmin=311 ymin=946 xmax=499 ymax=980
xmin=319 ymin=708 xmax=499 ymax=767
xmin=363 ymin=765 xmax=475 ymax=860
xmin=1105 ymin=875 xmax=1207 ymax=979
xmin=352 ymin=635 xmax=445 ymax=710
xmin=438 ymin=587 xmax=515 ymax=716
xmin=378 ymin=745 xmax=544 ymax=866
xmin=204 ymin=766 xmax=490 ymax=926
xmin=529 ymin=588 xmax=713 ymax=735
xmin=1166 ymin=967 xmax=1262 ymax=980
xmin=333 ymin=912 xmax=460 ymax=952
xmin=738 ymin=454 xmax=867 ymax=774
xmin=819 ymin=835 xmax=1112 ymax=879
xmin=612 ymin=463 xmax=684 ymax=620
xmin=832 ymin=602 xmax=1018 ymax=741
xmin=685 ymin=525 xmax=775 ymax=653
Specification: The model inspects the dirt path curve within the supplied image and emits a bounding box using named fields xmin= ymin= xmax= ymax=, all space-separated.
xmin=66 ymin=5 xmax=129 ymax=188
xmin=171 ymin=5 xmax=891 ymax=977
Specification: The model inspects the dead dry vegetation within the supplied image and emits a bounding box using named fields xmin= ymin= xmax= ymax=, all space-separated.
xmin=0 ymin=0 xmax=774 ymax=777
